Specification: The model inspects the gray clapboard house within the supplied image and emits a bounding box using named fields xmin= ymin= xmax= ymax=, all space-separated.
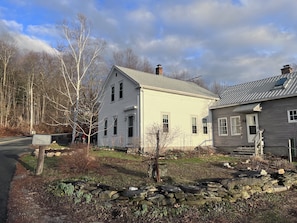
xmin=210 ymin=65 xmax=297 ymax=156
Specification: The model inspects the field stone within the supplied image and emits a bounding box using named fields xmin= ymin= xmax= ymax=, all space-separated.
xmin=182 ymin=199 xmax=206 ymax=206
xmin=174 ymin=192 xmax=186 ymax=200
xmin=146 ymin=193 xmax=165 ymax=204
xmin=241 ymin=190 xmax=251 ymax=199
xmin=91 ymin=188 xmax=103 ymax=196
xmin=55 ymin=152 xmax=62 ymax=157
xmin=46 ymin=152 xmax=55 ymax=157
xmin=121 ymin=189 xmax=147 ymax=199
xmin=179 ymin=185 xmax=202 ymax=194
xmin=164 ymin=192 xmax=175 ymax=198
xmin=110 ymin=193 xmax=120 ymax=200
xmin=205 ymin=196 xmax=222 ymax=202
xmin=165 ymin=197 xmax=177 ymax=205
xmin=273 ymin=185 xmax=288 ymax=193
xmin=144 ymin=185 xmax=158 ymax=193
xmin=160 ymin=185 xmax=182 ymax=193
xmin=99 ymin=190 xmax=118 ymax=201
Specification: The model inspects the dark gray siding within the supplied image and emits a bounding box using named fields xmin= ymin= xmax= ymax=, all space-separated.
xmin=211 ymin=106 xmax=249 ymax=147
xmin=260 ymin=97 xmax=297 ymax=155
xmin=212 ymin=96 xmax=297 ymax=156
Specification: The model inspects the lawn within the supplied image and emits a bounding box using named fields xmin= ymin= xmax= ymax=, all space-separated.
xmin=20 ymin=149 xmax=239 ymax=187
xmin=8 ymin=147 xmax=297 ymax=223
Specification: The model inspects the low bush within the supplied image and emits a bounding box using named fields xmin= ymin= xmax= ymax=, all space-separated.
xmin=58 ymin=147 xmax=99 ymax=174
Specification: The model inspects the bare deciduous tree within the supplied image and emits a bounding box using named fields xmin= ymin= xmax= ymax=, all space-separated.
xmin=0 ymin=35 xmax=16 ymax=126
xmin=171 ymin=69 xmax=208 ymax=89
xmin=145 ymin=123 xmax=180 ymax=182
xmin=112 ymin=48 xmax=154 ymax=73
xmin=49 ymin=14 xmax=106 ymax=144
xmin=75 ymin=74 xmax=104 ymax=154
xmin=145 ymin=123 xmax=180 ymax=154
xmin=209 ymin=80 xmax=228 ymax=95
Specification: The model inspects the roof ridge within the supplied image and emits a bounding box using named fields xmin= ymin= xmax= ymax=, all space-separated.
xmin=115 ymin=65 xmax=218 ymax=99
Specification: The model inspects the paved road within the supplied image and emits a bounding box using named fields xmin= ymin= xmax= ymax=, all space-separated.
xmin=0 ymin=137 xmax=33 ymax=223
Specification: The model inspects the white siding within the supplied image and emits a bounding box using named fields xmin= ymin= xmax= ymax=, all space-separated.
xmin=98 ymin=67 xmax=216 ymax=152
xmin=141 ymin=89 xmax=215 ymax=152
xmin=98 ymin=70 xmax=139 ymax=148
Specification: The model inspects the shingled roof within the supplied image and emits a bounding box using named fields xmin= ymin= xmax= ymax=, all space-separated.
xmin=211 ymin=72 xmax=297 ymax=109
xmin=114 ymin=65 xmax=219 ymax=100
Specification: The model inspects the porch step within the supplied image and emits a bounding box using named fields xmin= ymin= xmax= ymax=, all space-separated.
xmin=232 ymin=147 xmax=255 ymax=157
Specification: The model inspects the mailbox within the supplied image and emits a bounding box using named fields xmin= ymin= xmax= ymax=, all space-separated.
xmin=32 ymin=134 xmax=51 ymax=146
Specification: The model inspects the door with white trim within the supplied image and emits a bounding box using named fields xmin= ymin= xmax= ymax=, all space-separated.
xmin=127 ymin=115 xmax=134 ymax=145
xmin=246 ymin=113 xmax=259 ymax=143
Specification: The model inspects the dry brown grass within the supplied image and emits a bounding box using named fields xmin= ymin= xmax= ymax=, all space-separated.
xmin=58 ymin=146 xmax=99 ymax=174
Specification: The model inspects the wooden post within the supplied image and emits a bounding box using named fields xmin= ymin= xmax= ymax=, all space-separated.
xmin=289 ymin=139 xmax=292 ymax=163
xmin=36 ymin=145 xmax=46 ymax=175
xmin=32 ymin=134 xmax=51 ymax=175
xmin=155 ymin=130 xmax=160 ymax=182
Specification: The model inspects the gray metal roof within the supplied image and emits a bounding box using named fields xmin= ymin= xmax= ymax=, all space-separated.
xmin=211 ymin=72 xmax=297 ymax=109
xmin=115 ymin=65 xmax=219 ymax=99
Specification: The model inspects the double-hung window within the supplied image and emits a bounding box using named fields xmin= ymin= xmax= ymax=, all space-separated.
xmin=230 ymin=116 xmax=241 ymax=135
xmin=202 ymin=118 xmax=208 ymax=134
xmin=288 ymin=109 xmax=297 ymax=123
xmin=113 ymin=116 xmax=118 ymax=135
xmin=162 ymin=114 xmax=169 ymax=133
xmin=128 ymin=116 xmax=134 ymax=137
xmin=119 ymin=82 xmax=123 ymax=99
xmin=218 ymin=117 xmax=228 ymax=136
xmin=104 ymin=119 xmax=108 ymax=136
xmin=192 ymin=117 xmax=197 ymax=134
xmin=111 ymin=85 xmax=115 ymax=102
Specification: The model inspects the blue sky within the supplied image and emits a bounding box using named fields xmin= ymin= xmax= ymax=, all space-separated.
xmin=1 ymin=0 xmax=297 ymax=85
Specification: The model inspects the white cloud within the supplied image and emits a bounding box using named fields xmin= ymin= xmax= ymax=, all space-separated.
xmin=0 ymin=19 xmax=55 ymax=54
xmin=2 ymin=0 xmax=297 ymax=85
xmin=1 ymin=19 xmax=23 ymax=32
xmin=27 ymin=24 xmax=59 ymax=38
xmin=14 ymin=34 xmax=56 ymax=54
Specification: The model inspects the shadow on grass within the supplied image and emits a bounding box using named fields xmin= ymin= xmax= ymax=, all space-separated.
xmin=103 ymin=163 xmax=148 ymax=178
xmin=5 ymin=154 xmax=35 ymax=172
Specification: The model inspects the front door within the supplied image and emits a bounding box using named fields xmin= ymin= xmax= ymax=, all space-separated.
xmin=246 ymin=113 xmax=259 ymax=143
xmin=127 ymin=115 xmax=134 ymax=145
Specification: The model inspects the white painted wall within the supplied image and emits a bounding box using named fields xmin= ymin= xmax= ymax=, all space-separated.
xmin=98 ymin=69 xmax=139 ymax=148
xmin=98 ymin=68 xmax=216 ymax=152
xmin=141 ymin=89 xmax=215 ymax=152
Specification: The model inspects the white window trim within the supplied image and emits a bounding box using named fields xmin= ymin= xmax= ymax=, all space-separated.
xmin=119 ymin=81 xmax=123 ymax=99
xmin=113 ymin=116 xmax=118 ymax=136
xmin=111 ymin=84 xmax=115 ymax=102
xmin=104 ymin=118 xmax=108 ymax=137
xmin=191 ymin=116 xmax=198 ymax=134
xmin=230 ymin=116 xmax=241 ymax=136
xmin=218 ymin=117 xmax=228 ymax=136
xmin=202 ymin=118 xmax=208 ymax=134
xmin=288 ymin=109 xmax=297 ymax=123
xmin=162 ymin=113 xmax=170 ymax=133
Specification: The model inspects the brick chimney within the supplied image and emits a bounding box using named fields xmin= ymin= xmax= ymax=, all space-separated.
xmin=155 ymin=64 xmax=163 ymax=75
xmin=281 ymin=64 xmax=292 ymax=75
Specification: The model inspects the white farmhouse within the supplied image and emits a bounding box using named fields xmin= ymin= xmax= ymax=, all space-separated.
xmin=97 ymin=65 xmax=219 ymax=153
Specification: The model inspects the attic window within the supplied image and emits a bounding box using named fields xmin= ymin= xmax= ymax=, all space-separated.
xmin=272 ymin=77 xmax=289 ymax=90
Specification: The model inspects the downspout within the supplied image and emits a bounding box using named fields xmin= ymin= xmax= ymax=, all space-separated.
xmin=137 ymin=91 xmax=140 ymax=149
xmin=208 ymin=100 xmax=215 ymax=147
xmin=139 ymin=88 xmax=144 ymax=151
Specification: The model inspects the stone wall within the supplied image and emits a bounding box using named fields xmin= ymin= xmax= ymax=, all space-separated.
xmin=52 ymin=168 xmax=297 ymax=207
